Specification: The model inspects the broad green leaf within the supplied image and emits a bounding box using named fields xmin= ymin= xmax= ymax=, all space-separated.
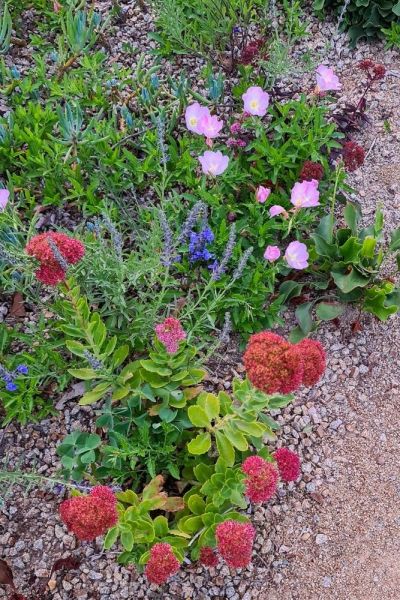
xmin=331 ymin=264 xmax=370 ymax=293
xmin=68 ymin=368 xmax=97 ymax=380
xmin=203 ymin=393 xmax=220 ymax=420
xmin=153 ymin=515 xmax=169 ymax=537
xmin=343 ymin=202 xmax=361 ymax=233
xmin=188 ymin=494 xmax=206 ymax=516
xmin=215 ymin=431 xmax=235 ymax=466
xmin=103 ymin=526 xmax=119 ymax=550
xmin=389 ymin=228 xmax=400 ymax=252
xmin=193 ymin=463 xmax=214 ymax=483
xmin=235 ymin=420 xmax=265 ymax=437
xmin=111 ymin=345 xmax=130 ymax=368
xmin=223 ymin=424 xmax=248 ymax=451
xmin=187 ymin=405 xmax=211 ymax=428
xmin=121 ymin=530 xmax=134 ymax=551
xmin=65 ymin=340 xmax=87 ymax=357
xmin=187 ymin=432 xmax=211 ymax=455
xmin=111 ymin=386 xmax=131 ymax=401
xmin=79 ymin=382 xmax=111 ymax=405
xmin=295 ymin=302 xmax=314 ymax=334
xmin=140 ymin=359 xmax=172 ymax=377
xmin=315 ymin=302 xmax=344 ymax=321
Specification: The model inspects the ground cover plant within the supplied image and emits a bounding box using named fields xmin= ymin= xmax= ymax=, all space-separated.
xmin=0 ymin=0 xmax=399 ymax=595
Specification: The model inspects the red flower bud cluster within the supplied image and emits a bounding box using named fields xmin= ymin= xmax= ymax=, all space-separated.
xmin=242 ymin=455 xmax=279 ymax=502
xmin=342 ymin=141 xmax=365 ymax=172
xmin=215 ymin=520 xmax=255 ymax=568
xmin=199 ymin=546 xmax=219 ymax=567
xmin=299 ymin=161 xmax=324 ymax=182
xmin=25 ymin=232 xmax=85 ymax=285
xmin=239 ymin=38 xmax=265 ymax=65
xmin=358 ymin=59 xmax=386 ymax=81
xmin=59 ymin=486 xmax=118 ymax=541
xmin=243 ymin=331 xmax=326 ymax=394
xmin=145 ymin=542 xmax=181 ymax=585
xmin=273 ymin=448 xmax=301 ymax=482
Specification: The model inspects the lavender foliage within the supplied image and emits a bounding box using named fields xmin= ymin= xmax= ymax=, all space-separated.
xmin=47 ymin=236 xmax=69 ymax=271
xmin=232 ymin=247 xmax=253 ymax=282
xmin=211 ymin=224 xmax=236 ymax=281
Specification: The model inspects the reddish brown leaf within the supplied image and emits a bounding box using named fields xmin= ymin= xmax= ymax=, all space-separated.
xmin=351 ymin=320 xmax=363 ymax=333
xmin=9 ymin=293 xmax=26 ymax=319
xmin=0 ymin=559 xmax=14 ymax=587
xmin=50 ymin=555 xmax=80 ymax=576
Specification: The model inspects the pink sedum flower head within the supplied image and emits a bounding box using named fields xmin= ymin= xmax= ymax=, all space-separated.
xmin=198 ymin=114 xmax=224 ymax=139
xmin=256 ymin=185 xmax=271 ymax=204
xmin=242 ymin=86 xmax=270 ymax=117
xmin=215 ymin=520 xmax=255 ymax=568
xmin=198 ymin=150 xmax=229 ymax=176
xmin=274 ymin=448 xmax=301 ymax=482
xmin=316 ymin=65 xmax=341 ymax=92
xmin=264 ymin=245 xmax=280 ymax=262
xmin=155 ymin=317 xmax=186 ymax=354
xmin=185 ymin=102 xmax=210 ymax=134
xmin=285 ymin=241 xmax=309 ymax=270
xmin=269 ymin=205 xmax=285 ymax=217
xmin=290 ymin=179 xmax=320 ymax=208
xmin=0 ymin=188 xmax=9 ymax=211
xmin=242 ymin=455 xmax=279 ymax=503
xmin=145 ymin=542 xmax=180 ymax=585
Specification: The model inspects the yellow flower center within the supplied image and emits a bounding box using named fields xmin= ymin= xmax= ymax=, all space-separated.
xmin=250 ymin=100 xmax=259 ymax=110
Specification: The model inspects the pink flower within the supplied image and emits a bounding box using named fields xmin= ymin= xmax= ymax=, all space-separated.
xmin=185 ymin=102 xmax=210 ymax=134
xmin=0 ymin=188 xmax=9 ymax=211
xmin=242 ymin=86 xmax=270 ymax=117
xmin=256 ymin=186 xmax=271 ymax=204
xmin=264 ymin=245 xmax=280 ymax=262
xmin=53 ymin=0 xmax=62 ymax=11
xmin=199 ymin=547 xmax=219 ymax=567
xmin=274 ymin=448 xmax=301 ymax=482
xmin=269 ymin=205 xmax=285 ymax=217
xmin=215 ymin=520 xmax=255 ymax=568
xmin=285 ymin=241 xmax=309 ymax=270
xmin=242 ymin=455 xmax=279 ymax=503
xmin=155 ymin=317 xmax=186 ymax=354
xmin=59 ymin=486 xmax=118 ymax=541
xmin=316 ymin=65 xmax=341 ymax=92
xmin=145 ymin=543 xmax=181 ymax=585
xmin=198 ymin=151 xmax=229 ymax=176
xmin=290 ymin=179 xmax=320 ymax=208
xmin=198 ymin=114 xmax=224 ymax=139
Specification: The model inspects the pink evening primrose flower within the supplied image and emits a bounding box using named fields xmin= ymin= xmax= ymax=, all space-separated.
xmin=185 ymin=103 xmax=210 ymax=134
xmin=285 ymin=241 xmax=309 ymax=270
xmin=198 ymin=114 xmax=224 ymax=139
xmin=242 ymin=86 xmax=270 ymax=117
xmin=256 ymin=186 xmax=271 ymax=204
xmin=316 ymin=65 xmax=341 ymax=92
xmin=264 ymin=245 xmax=281 ymax=262
xmin=0 ymin=189 xmax=10 ymax=211
xmin=198 ymin=151 xmax=229 ymax=176
xmin=290 ymin=179 xmax=320 ymax=208
xmin=269 ymin=205 xmax=285 ymax=217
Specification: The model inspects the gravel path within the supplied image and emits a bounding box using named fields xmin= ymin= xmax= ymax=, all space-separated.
xmin=1 ymin=5 xmax=400 ymax=600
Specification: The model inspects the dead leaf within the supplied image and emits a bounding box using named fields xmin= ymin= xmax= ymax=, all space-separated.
xmin=55 ymin=382 xmax=85 ymax=410
xmin=50 ymin=555 xmax=81 ymax=576
xmin=0 ymin=559 xmax=14 ymax=587
xmin=9 ymin=293 xmax=25 ymax=319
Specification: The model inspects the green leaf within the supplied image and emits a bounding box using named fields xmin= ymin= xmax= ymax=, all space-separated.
xmin=79 ymin=382 xmax=111 ymax=405
xmin=187 ymin=405 xmax=211 ymax=428
xmin=111 ymin=345 xmax=130 ymax=368
xmin=223 ymin=424 xmax=248 ymax=451
xmin=111 ymin=386 xmax=131 ymax=401
xmin=215 ymin=431 xmax=235 ymax=467
xmin=311 ymin=233 xmax=337 ymax=258
xmin=68 ymin=368 xmax=98 ymax=380
xmin=188 ymin=494 xmax=206 ymax=515
xmin=193 ymin=463 xmax=214 ymax=483
xmin=154 ymin=515 xmax=169 ymax=537
xmin=187 ymin=432 xmax=211 ymax=455
xmin=140 ymin=359 xmax=172 ymax=377
xmin=315 ymin=302 xmax=344 ymax=321
xmin=181 ymin=368 xmax=207 ymax=386
xmin=343 ymin=202 xmax=361 ymax=233
xmin=295 ymin=302 xmax=314 ymax=334
xmin=103 ymin=526 xmax=119 ymax=550
xmin=121 ymin=530 xmax=134 ymax=551
xmin=65 ymin=340 xmax=87 ymax=357
xmin=331 ymin=264 xmax=370 ymax=293
xmin=235 ymin=420 xmax=265 ymax=437
xmin=203 ymin=394 xmax=220 ymax=420
xmin=339 ymin=237 xmax=362 ymax=263
xmin=389 ymin=228 xmax=400 ymax=252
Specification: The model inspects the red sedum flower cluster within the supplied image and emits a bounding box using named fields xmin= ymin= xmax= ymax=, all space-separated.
xmin=243 ymin=331 xmax=326 ymax=394
xmin=59 ymin=486 xmax=118 ymax=541
xmin=242 ymin=455 xmax=279 ymax=502
xmin=358 ymin=59 xmax=386 ymax=81
xmin=155 ymin=317 xmax=186 ymax=354
xmin=199 ymin=546 xmax=219 ymax=567
xmin=299 ymin=161 xmax=324 ymax=182
xmin=342 ymin=141 xmax=365 ymax=172
xmin=239 ymin=38 xmax=265 ymax=65
xmin=274 ymin=448 xmax=301 ymax=482
xmin=145 ymin=542 xmax=181 ymax=585
xmin=215 ymin=520 xmax=255 ymax=568
xmin=25 ymin=232 xmax=85 ymax=285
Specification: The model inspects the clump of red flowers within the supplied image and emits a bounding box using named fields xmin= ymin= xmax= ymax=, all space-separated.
xmin=342 ymin=140 xmax=365 ymax=172
xmin=215 ymin=520 xmax=255 ymax=568
xmin=199 ymin=546 xmax=219 ymax=567
xmin=239 ymin=38 xmax=265 ymax=65
xmin=25 ymin=232 xmax=85 ymax=285
xmin=155 ymin=317 xmax=186 ymax=354
xmin=299 ymin=161 xmax=324 ymax=182
xmin=242 ymin=455 xmax=279 ymax=503
xmin=297 ymin=338 xmax=326 ymax=386
xmin=243 ymin=331 xmax=326 ymax=394
xmin=59 ymin=485 xmax=118 ymax=541
xmin=145 ymin=542 xmax=181 ymax=585
xmin=274 ymin=448 xmax=301 ymax=482
xmin=358 ymin=59 xmax=386 ymax=82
